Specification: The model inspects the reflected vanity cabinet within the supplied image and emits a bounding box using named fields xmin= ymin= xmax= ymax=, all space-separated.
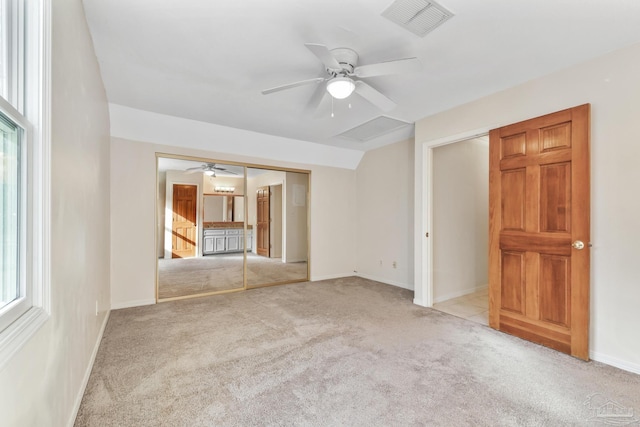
xmin=203 ymin=228 xmax=253 ymax=255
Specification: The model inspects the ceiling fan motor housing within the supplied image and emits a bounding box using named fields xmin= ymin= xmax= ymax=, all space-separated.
xmin=328 ymin=47 xmax=358 ymax=76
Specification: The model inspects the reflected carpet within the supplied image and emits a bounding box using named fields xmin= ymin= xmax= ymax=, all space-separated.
xmin=158 ymin=254 xmax=308 ymax=299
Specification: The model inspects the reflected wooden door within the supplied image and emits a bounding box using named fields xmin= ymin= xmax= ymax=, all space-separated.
xmin=257 ymin=186 xmax=270 ymax=257
xmin=489 ymin=104 xmax=590 ymax=360
xmin=172 ymin=184 xmax=197 ymax=258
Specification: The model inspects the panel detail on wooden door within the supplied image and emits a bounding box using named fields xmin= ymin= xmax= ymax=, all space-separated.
xmin=172 ymin=184 xmax=198 ymax=258
xmin=256 ymin=186 xmax=270 ymax=257
xmin=489 ymin=104 xmax=590 ymax=360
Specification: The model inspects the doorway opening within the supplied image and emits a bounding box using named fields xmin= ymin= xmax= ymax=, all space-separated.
xmin=429 ymin=136 xmax=489 ymax=325
xmin=417 ymin=106 xmax=590 ymax=358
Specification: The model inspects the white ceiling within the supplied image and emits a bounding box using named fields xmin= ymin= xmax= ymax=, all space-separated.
xmin=157 ymin=158 xmax=243 ymax=175
xmin=157 ymin=157 xmax=269 ymax=178
xmin=83 ymin=0 xmax=640 ymax=151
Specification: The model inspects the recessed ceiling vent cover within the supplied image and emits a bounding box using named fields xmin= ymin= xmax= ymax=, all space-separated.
xmin=382 ymin=0 xmax=454 ymax=37
xmin=339 ymin=116 xmax=411 ymax=142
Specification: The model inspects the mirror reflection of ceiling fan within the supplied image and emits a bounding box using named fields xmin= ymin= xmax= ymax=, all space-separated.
xmin=185 ymin=163 xmax=238 ymax=177
xmin=261 ymin=43 xmax=421 ymax=112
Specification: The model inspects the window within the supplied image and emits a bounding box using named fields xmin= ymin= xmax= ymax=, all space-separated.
xmin=0 ymin=0 xmax=50 ymax=367
xmin=0 ymin=112 xmax=24 ymax=323
xmin=0 ymin=116 xmax=20 ymax=309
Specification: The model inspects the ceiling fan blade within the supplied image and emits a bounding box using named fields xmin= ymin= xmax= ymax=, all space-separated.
xmin=353 ymin=57 xmax=421 ymax=78
xmin=304 ymin=43 xmax=342 ymax=71
xmin=261 ymin=77 xmax=325 ymax=95
xmin=354 ymin=81 xmax=397 ymax=111
xmin=210 ymin=164 xmax=241 ymax=175
xmin=305 ymin=81 xmax=327 ymax=114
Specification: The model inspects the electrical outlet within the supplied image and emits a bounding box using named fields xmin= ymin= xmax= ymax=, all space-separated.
xmin=392 ymin=261 xmax=397 ymax=269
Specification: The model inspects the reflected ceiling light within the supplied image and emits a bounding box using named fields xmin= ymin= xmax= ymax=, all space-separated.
xmin=215 ymin=186 xmax=235 ymax=193
xmin=204 ymin=170 xmax=215 ymax=176
xmin=326 ymin=77 xmax=355 ymax=99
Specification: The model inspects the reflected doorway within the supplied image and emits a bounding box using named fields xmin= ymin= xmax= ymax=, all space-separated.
xmin=157 ymin=157 xmax=246 ymax=300
xmin=171 ymin=184 xmax=197 ymax=258
xmin=246 ymin=167 xmax=309 ymax=288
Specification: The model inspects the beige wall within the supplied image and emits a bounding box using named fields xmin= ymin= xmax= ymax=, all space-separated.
xmin=0 ymin=1 xmax=111 ymax=426
xmin=202 ymin=174 xmax=244 ymax=195
xmin=415 ymin=42 xmax=640 ymax=372
xmin=203 ymin=195 xmax=225 ymax=222
xmin=355 ymin=139 xmax=414 ymax=289
xmin=111 ymin=137 xmax=356 ymax=308
xmin=433 ymin=138 xmax=488 ymax=302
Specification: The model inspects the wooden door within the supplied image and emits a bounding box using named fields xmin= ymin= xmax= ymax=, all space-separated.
xmin=172 ymin=184 xmax=197 ymax=258
xmin=256 ymin=186 xmax=270 ymax=257
xmin=489 ymin=104 xmax=590 ymax=360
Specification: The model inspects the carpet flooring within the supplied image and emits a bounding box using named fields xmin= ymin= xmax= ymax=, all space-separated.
xmin=75 ymin=277 xmax=640 ymax=426
xmin=158 ymin=254 xmax=308 ymax=299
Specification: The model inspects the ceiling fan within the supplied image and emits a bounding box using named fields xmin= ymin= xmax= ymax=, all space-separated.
xmin=261 ymin=43 xmax=421 ymax=112
xmin=185 ymin=163 xmax=237 ymax=177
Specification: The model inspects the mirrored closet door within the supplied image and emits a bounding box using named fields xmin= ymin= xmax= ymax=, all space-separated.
xmin=156 ymin=156 xmax=246 ymax=300
xmin=246 ymin=167 xmax=309 ymax=288
xmin=156 ymin=155 xmax=310 ymax=302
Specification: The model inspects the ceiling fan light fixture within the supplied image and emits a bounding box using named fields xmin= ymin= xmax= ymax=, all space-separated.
xmin=204 ymin=170 xmax=215 ymax=176
xmin=327 ymin=77 xmax=355 ymax=99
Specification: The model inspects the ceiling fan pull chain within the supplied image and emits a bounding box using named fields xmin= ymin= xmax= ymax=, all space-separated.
xmin=331 ymin=96 xmax=335 ymax=118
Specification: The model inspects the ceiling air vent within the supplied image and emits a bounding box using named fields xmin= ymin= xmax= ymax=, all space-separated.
xmin=382 ymin=0 xmax=454 ymax=37
xmin=338 ymin=116 xmax=411 ymax=142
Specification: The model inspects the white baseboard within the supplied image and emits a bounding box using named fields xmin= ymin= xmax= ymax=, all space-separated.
xmin=356 ymin=273 xmax=413 ymax=290
xmin=413 ymin=297 xmax=428 ymax=307
xmin=310 ymin=273 xmax=354 ymax=282
xmin=110 ymin=298 xmax=156 ymax=310
xmin=590 ymin=350 xmax=640 ymax=375
xmin=67 ymin=310 xmax=110 ymax=427
xmin=433 ymin=285 xmax=488 ymax=304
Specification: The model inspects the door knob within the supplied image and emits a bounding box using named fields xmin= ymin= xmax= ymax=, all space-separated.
xmin=572 ymin=240 xmax=585 ymax=250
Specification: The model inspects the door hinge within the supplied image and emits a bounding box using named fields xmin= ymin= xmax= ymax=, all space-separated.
xmin=425 ymin=232 xmax=429 ymax=238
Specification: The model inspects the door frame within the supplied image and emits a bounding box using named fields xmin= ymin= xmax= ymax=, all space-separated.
xmin=165 ymin=182 xmax=202 ymax=258
xmin=270 ymin=183 xmax=283 ymax=260
xmin=414 ymin=127 xmax=490 ymax=307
